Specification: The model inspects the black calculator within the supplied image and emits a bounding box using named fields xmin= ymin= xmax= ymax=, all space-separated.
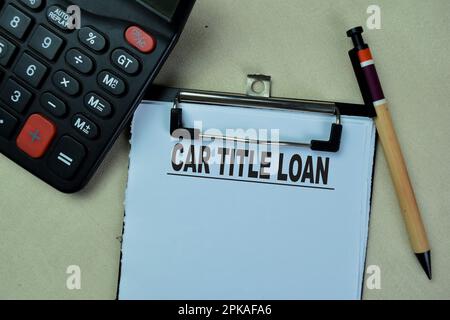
xmin=0 ymin=0 xmax=195 ymax=192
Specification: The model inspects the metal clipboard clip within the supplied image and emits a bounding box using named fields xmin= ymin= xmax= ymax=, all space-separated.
xmin=170 ymin=75 xmax=343 ymax=152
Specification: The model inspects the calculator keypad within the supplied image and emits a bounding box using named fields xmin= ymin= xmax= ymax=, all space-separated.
xmin=112 ymin=49 xmax=140 ymax=75
xmin=98 ymin=71 xmax=126 ymax=96
xmin=0 ymin=35 xmax=16 ymax=66
xmin=72 ymin=114 xmax=98 ymax=140
xmin=0 ymin=0 xmax=170 ymax=192
xmin=0 ymin=107 xmax=18 ymax=139
xmin=84 ymin=93 xmax=112 ymax=118
xmin=48 ymin=136 xmax=86 ymax=180
xmin=0 ymin=79 xmax=33 ymax=113
xmin=40 ymin=92 xmax=67 ymax=118
xmin=46 ymin=5 xmax=71 ymax=31
xmin=16 ymin=113 xmax=56 ymax=158
xmin=125 ymin=26 xmax=156 ymax=53
xmin=29 ymin=25 xmax=64 ymax=60
xmin=14 ymin=53 xmax=48 ymax=87
xmin=78 ymin=27 xmax=106 ymax=52
xmin=0 ymin=5 xmax=32 ymax=39
xmin=66 ymin=49 xmax=94 ymax=74
xmin=19 ymin=0 xmax=43 ymax=10
xmin=53 ymin=70 xmax=80 ymax=96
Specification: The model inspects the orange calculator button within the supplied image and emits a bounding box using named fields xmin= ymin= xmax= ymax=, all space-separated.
xmin=125 ymin=26 xmax=156 ymax=53
xmin=16 ymin=114 xmax=56 ymax=159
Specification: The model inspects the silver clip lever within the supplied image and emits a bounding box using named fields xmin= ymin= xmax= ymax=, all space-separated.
xmin=170 ymin=76 xmax=343 ymax=153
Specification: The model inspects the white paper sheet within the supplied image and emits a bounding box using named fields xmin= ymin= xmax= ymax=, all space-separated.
xmin=119 ymin=100 xmax=376 ymax=300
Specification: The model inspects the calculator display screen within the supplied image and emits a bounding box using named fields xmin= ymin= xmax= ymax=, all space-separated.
xmin=138 ymin=0 xmax=181 ymax=20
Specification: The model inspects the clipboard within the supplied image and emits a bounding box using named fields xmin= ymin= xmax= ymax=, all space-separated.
xmin=119 ymin=75 xmax=378 ymax=300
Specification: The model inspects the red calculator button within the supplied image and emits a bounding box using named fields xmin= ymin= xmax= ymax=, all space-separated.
xmin=17 ymin=114 xmax=56 ymax=159
xmin=125 ymin=26 xmax=156 ymax=53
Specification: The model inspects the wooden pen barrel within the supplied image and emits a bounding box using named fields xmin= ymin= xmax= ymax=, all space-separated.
xmin=375 ymin=103 xmax=430 ymax=254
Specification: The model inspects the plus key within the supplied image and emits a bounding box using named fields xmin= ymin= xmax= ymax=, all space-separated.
xmin=16 ymin=114 xmax=57 ymax=158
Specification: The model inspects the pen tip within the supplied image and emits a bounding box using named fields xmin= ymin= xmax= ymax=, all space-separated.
xmin=415 ymin=251 xmax=432 ymax=280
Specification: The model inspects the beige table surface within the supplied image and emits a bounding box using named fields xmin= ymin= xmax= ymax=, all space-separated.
xmin=1 ymin=0 xmax=449 ymax=300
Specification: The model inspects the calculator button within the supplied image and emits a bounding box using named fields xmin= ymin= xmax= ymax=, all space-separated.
xmin=40 ymin=92 xmax=67 ymax=118
xmin=66 ymin=49 xmax=94 ymax=74
xmin=98 ymin=71 xmax=126 ymax=96
xmin=78 ymin=27 xmax=106 ymax=52
xmin=84 ymin=92 xmax=112 ymax=118
xmin=0 ymin=107 xmax=18 ymax=139
xmin=72 ymin=114 xmax=98 ymax=139
xmin=16 ymin=114 xmax=56 ymax=158
xmin=47 ymin=5 xmax=71 ymax=31
xmin=125 ymin=26 xmax=156 ymax=53
xmin=0 ymin=36 xmax=17 ymax=67
xmin=29 ymin=26 xmax=64 ymax=60
xmin=48 ymin=136 xmax=86 ymax=180
xmin=19 ymin=0 xmax=43 ymax=10
xmin=0 ymin=5 xmax=32 ymax=39
xmin=14 ymin=53 xmax=47 ymax=87
xmin=0 ymin=79 xmax=33 ymax=113
xmin=53 ymin=71 xmax=80 ymax=96
xmin=111 ymin=49 xmax=140 ymax=75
